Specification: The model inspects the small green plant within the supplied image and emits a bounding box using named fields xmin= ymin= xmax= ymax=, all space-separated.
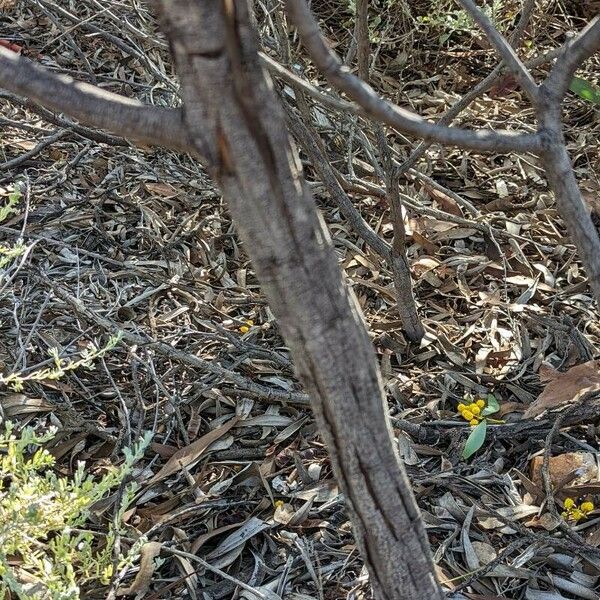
xmin=459 ymin=393 xmax=501 ymax=459
xmin=569 ymin=77 xmax=600 ymax=106
xmin=0 ymin=188 xmax=21 ymax=223
xmin=0 ymin=240 xmax=26 ymax=269
xmin=0 ymin=333 xmax=123 ymax=392
xmin=417 ymin=0 xmax=507 ymax=44
xmin=0 ymin=422 xmax=151 ymax=599
xmin=0 ymin=188 xmax=26 ymax=269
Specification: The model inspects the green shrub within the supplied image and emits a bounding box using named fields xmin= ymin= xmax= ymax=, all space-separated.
xmin=0 ymin=422 xmax=151 ymax=599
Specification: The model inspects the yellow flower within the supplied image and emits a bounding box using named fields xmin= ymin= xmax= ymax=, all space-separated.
xmin=476 ymin=399 xmax=485 ymax=408
xmin=571 ymin=508 xmax=584 ymax=521
xmin=274 ymin=500 xmax=284 ymax=509
xmin=470 ymin=405 xmax=481 ymax=415
xmin=462 ymin=410 xmax=474 ymax=421
xmin=581 ymin=501 xmax=594 ymax=513
xmin=563 ymin=498 xmax=575 ymax=510
xmin=457 ymin=403 xmax=467 ymax=412
xmin=239 ymin=325 xmax=249 ymax=333
xmin=246 ymin=319 xmax=254 ymax=326
xmin=469 ymin=419 xmax=479 ymax=426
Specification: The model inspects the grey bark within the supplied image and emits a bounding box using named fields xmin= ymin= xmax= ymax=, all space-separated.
xmin=153 ymin=1 xmax=443 ymax=598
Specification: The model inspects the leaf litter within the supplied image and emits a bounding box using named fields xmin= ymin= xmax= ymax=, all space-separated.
xmin=0 ymin=0 xmax=599 ymax=598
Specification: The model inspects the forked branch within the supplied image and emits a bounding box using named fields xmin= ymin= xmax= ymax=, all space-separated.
xmin=284 ymin=0 xmax=541 ymax=153
xmin=457 ymin=0 xmax=538 ymax=101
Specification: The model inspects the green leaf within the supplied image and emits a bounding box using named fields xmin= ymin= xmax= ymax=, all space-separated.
xmin=481 ymin=393 xmax=500 ymax=416
xmin=462 ymin=419 xmax=487 ymax=460
xmin=569 ymin=77 xmax=600 ymax=106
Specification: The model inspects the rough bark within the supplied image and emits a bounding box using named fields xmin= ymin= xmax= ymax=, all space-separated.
xmin=154 ymin=1 xmax=443 ymax=598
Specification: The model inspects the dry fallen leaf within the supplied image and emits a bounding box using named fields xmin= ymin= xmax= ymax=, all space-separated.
xmin=116 ymin=541 xmax=162 ymax=596
xmin=524 ymin=360 xmax=600 ymax=418
xmin=149 ymin=416 xmax=239 ymax=484
xmin=144 ymin=181 xmax=181 ymax=198
xmin=530 ymin=452 xmax=596 ymax=489
xmin=1 ymin=393 xmax=54 ymax=417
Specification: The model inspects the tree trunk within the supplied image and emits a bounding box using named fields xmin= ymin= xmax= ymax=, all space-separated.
xmin=155 ymin=1 xmax=443 ymax=598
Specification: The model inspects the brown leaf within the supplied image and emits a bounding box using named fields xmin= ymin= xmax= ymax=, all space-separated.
xmin=144 ymin=182 xmax=181 ymax=198
xmin=116 ymin=542 xmax=162 ymax=596
xmin=524 ymin=361 xmax=600 ymax=418
xmin=422 ymin=184 xmax=463 ymax=216
xmin=1 ymin=393 xmax=54 ymax=417
xmin=530 ymin=452 xmax=596 ymax=489
xmin=149 ymin=417 xmax=239 ymax=484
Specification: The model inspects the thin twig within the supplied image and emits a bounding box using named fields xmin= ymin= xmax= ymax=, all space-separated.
xmin=0 ymin=129 xmax=72 ymax=171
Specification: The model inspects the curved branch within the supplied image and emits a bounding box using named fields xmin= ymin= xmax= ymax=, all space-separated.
xmin=284 ymin=0 xmax=542 ymax=154
xmin=540 ymin=142 xmax=600 ymax=301
xmin=457 ymin=0 xmax=538 ymax=101
xmin=544 ymin=17 xmax=600 ymax=101
xmin=0 ymin=47 xmax=192 ymax=154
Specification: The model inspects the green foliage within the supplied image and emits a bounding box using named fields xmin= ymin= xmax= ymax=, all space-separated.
xmin=417 ymin=0 xmax=507 ymax=44
xmin=0 ymin=333 xmax=123 ymax=393
xmin=570 ymin=77 xmax=600 ymax=106
xmin=0 ymin=422 xmax=151 ymax=599
xmin=0 ymin=189 xmax=21 ymax=224
xmin=461 ymin=393 xmax=500 ymax=460
xmin=481 ymin=393 xmax=499 ymax=417
xmin=0 ymin=240 xmax=26 ymax=269
xmin=462 ymin=419 xmax=487 ymax=460
xmin=0 ymin=189 xmax=26 ymax=269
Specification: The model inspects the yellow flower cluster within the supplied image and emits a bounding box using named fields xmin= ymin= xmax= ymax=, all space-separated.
xmin=458 ymin=398 xmax=486 ymax=426
xmin=561 ymin=497 xmax=595 ymax=522
xmin=239 ymin=319 xmax=254 ymax=333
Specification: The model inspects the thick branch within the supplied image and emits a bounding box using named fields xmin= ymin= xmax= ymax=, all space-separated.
xmin=457 ymin=0 xmax=538 ymax=101
xmin=155 ymin=1 xmax=444 ymax=597
xmin=544 ymin=17 xmax=600 ymax=101
xmin=284 ymin=0 xmax=542 ymax=154
xmin=0 ymin=47 xmax=192 ymax=154
xmin=537 ymin=121 xmax=600 ymax=301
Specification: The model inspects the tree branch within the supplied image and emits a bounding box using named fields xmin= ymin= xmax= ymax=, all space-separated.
xmin=259 ymin=51 xmax=359 ymax=113
xmin=0 ymin=47 xmax=192 ymax=154
xmin=457 ymin=0 xmax=538 ymax=101
xmin=284 ymin=0 xmax=542 ymax=154
xmin=286 ymin=108 xmax=392 ymax=261
xmin=544 ymin=16 xmax=600 ymax=101
xmin=354 ymin=0 xmax=370 ymax=82
xmin=398 ymin=0 xmax=540 ymax=174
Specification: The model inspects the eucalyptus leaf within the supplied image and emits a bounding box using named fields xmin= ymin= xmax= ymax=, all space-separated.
xmin=462 ymin=419 xmax=487 ymax=460
xmin=569 ymin=77 xmax=600 ymax=106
